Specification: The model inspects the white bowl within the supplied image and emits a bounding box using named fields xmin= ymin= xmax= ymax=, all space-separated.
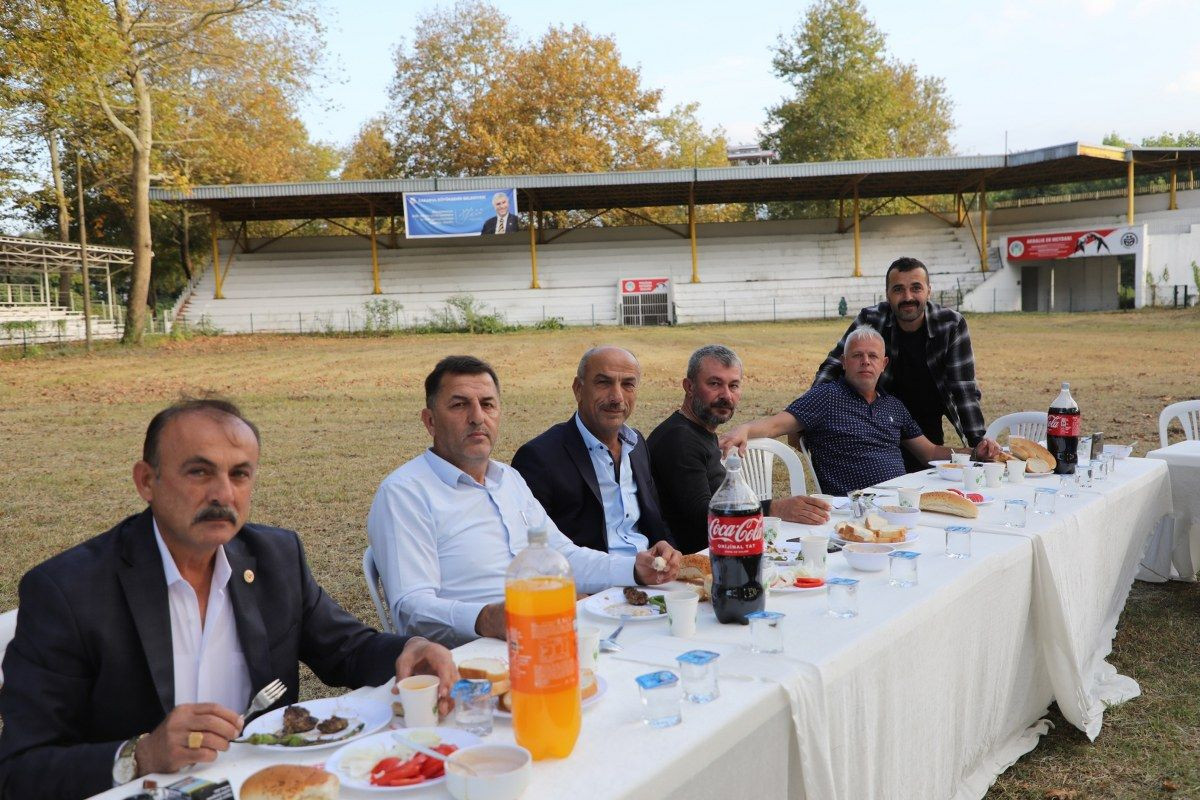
xmin=877 ymin=504 xmax=920 ymax=526
xmin=842 ymin=542 xmax=895 ymax=571
xmin=929 ymin=460 xmax=965 ymax=481
xmin=1103 ymin=444 xmax=1133 ymax=460
xmin=446 ymin=744 xmax=532 ymax=800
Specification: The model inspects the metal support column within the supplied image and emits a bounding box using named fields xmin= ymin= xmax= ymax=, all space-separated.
xmin=979 ymin=183 xmax=989 ymax=272
xmin=689 ymin=185 xmax=700 ymax=283
xmin=210 ymin=213 xmax=225 ymax=299
xmin=852 ymin=187 xmax=862 ymax=278
xmin=529 ymin=212 xmax=540 ymax=289
xmin=75 ymin=153 xmax=93 ymax=351
xmin=369 ymin=203 xmax=382 ymax=294
xmin=105 ymin=264 xmax=114 ymax=321
xmin=1127 ymin=159 xmax=1135 ymax=223
xmin=1169 ymin=168 xmax=1178 ymax=210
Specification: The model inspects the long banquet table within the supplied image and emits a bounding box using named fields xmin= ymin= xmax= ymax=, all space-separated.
xmin=91 ymin=458 xmax=1171 ymax=800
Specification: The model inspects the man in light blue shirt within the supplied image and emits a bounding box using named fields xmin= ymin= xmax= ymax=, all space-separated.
xmin=512 ymin=346 xmax=676 ymax=556
xmin=367 ymin=355 xmax=681 ymax=647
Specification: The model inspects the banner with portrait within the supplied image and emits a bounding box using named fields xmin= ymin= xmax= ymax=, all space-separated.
xmin=402 ymin=189 xmax=519 ymax=239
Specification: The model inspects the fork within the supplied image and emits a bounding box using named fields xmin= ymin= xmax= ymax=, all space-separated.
xmin=599 ymin=615 xmax=630 ymax=653
xmin=243 ymin=678 xmax=287 ymax=719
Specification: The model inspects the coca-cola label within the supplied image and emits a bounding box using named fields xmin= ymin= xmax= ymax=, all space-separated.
xmin=1047 ymin=413 xmax=1081 ymax=437
xmin=708 ymin=513 xmax=764 ymax=556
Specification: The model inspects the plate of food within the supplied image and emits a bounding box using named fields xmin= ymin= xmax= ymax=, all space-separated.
xmin=765 ymin=566 xmax=827 ymax=593
xmin=831 ymin=516 xmax=917 ymax=546
xmin=582 ymin=586 xmax=668 ymax=620
xmin=325 ymin=727 xmax=481 ymax=792
xmin=495 ymin=671 xmax=607 ymax=717
xmin=238 ymin=695 xmax=391 ymax=750
xmin=943 ymin=488 xmax=996 ymax=506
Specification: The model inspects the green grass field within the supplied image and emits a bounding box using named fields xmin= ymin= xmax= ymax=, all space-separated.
xmin=1 ymin=309 xmax=1197 ymax=797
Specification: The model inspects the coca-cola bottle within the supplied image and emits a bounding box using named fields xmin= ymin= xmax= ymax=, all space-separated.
xmin=708 ymin=453 xmax=765 ymax=625
xmin=1047 ymin=381 xmax=1080 ymax=475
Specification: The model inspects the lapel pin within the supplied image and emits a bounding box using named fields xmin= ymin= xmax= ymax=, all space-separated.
xmin=244 ymin=569 xmax=255 ymax=584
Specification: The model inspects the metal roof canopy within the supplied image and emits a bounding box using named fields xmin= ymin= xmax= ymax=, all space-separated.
xmin=147 ymin=143 xmax=1200 ymax=223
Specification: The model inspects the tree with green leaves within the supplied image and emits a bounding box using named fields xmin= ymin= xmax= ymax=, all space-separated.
xmin=763 ymin=0 xmax=954 ymax=165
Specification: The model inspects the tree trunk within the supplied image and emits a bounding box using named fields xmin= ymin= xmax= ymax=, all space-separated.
xmin=180 ymin=208 xmax=193 ymax=280
xmin=121 ymin=65 xmax=154 ymax=344
xmin=46 ymin=133 xmax=74 ymax=305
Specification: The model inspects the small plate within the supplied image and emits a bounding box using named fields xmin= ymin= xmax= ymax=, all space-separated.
xmin=495 ymin=675 xmax=608 ymax=718
xmin=765 ymin=567 xmax=827 ymax=593
xmin=239 ymin=695 xmax=391 ymax=751
xmin=582 ymin=587 xmax=667 ymax=621
xmin=325 ymin=727 xmax=481 ymax=792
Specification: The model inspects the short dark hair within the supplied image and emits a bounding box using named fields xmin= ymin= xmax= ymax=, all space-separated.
xmin=143 ymin=397 xmax=260 ymax=469
xmin=686 ymin=344 xmax=742 ymax=383
xmin=885 ymin=257 xmax=929 ymax=287
xmin=424 ymin=355 xmax=500 ymax=407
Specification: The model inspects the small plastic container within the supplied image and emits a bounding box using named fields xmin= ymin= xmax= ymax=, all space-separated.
xmin=945 ymin=526 xmax=971 ymax=559
xmin=675 ymin=650 xmax=720 ymax=704
xmin=452 ymin=679 xmax=495 ymax=736
xmin=746 ymin=610 xmax=785 ymax=654
xmin=1033 ymin=487 xmax=1057 ymax=515
xmin=826 ymin=576 xmax=860 ymax=618
xmin=888 ymin=550 xmax=920 ymax=587
xmin=635 ymin=671 xmax=682 ymax=728
xmin=1003 ymin=499 xmax=1028 ymax=528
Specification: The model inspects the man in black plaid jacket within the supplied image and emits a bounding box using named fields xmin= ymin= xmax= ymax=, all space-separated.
xmin=813 ymin=257 xmax=986 ymax=473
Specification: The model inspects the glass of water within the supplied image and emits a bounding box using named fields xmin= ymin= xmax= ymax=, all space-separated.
xmin=746 ymin=611 xmax=786 ymax=654
xmin=945 ymin=525 xmax=971 ymax=559
xmin=1058 ymin=475 xmax=1077 ymax=497
xmin=636 ymin=671 xmax=682 ymax=728
xmin=1075 ymin=463 xmax=1093 ymax=489
xmin=1091 ymin=458 xmax=1107 ymax=482
xmin=1003 ymin=498 xmax=1028 ymax=528
xmin=826 ymin=576 xmax=859 ymax=618
xmin=1033 ymin=487 xmax=1057 ymax=515
xmin=451 ymin=679 xmax=495 ymax=736
xmin=676 ymin=650 xmax=720 ymax=704
xmin=888 ymin=551 xmax=920 ymax=587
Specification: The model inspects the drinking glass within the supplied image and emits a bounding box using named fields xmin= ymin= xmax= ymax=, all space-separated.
xmin=451 ymin=679 xmax=495 ymax=736
xmin=1075 ymin=463 xmax=1093 ymax=489
xmin=1091 ymin=458 xmax=1107 ymax=482
xmin=676 ymin=650 xmax=720 ymax=704
xmin=945 ymin=526 xmax=971 ymax=559
xmin=888 ymin=551 xmax=919 ymax=587
xmin=1059 ymin=475 xmax=1077 ymax=498
xmin=826 ymin=576 xmax=859 ymax=618
xmin=1033 ymin=487 xmax=1057 ymax=515
xmin=746 ymin=611 xmax=785 ymax=654
xmin=1003 ymin=499 xmax=1027 ymax=528
xmin=636 ymin=671 xmax=682 ymax=728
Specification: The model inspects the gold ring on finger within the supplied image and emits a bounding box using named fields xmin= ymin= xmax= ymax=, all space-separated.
xmin=187 ymin=731 xmax=203 ymax=749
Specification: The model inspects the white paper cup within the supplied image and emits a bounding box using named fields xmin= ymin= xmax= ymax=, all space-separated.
xmin=897 ymin=487 xmax=922 ymax=509
xmin=762 ymin=516 xmax=783 ymax=547
xmin=950 ymin=453 xmax=971 ymax=465
xmin=800 ymin=535 xmax=828 ymax=578
xmin=961 ymin=465 xmax=983 ymax=491
xmin=397 ymin=674 xmax=440 ymax=728
xmin=981 ymin=463 xmax=1005 ymax=488
xmin=577 ymin=625 xmax=600 ymax=673
xmin=664 ymin=590 xmax=699 ymax=638
xmin=1006 ymin=459 xmax=1026 ymax=485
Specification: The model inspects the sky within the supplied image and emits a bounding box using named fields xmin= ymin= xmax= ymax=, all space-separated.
xmin=307 ymin=0 xmax=1200 ymax=157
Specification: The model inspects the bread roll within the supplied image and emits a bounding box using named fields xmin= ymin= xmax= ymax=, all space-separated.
xmin=1009 ymin=437 xmax=1056 ymax=471
xmin=677 ymin=554 xmax=713 ymax=601
xmin=459 ymin=657 xmax=507 ymax=683
xmin=240 ymin=765 xmax=338 ymax=800
xmin=498 ymin=691 xmax=513 ymax=712
xmin=919 ymin=490 xmax=979 ymax=519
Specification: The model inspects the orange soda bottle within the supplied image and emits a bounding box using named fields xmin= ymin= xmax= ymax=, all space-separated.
xmin=505 ymin=523 xmax=580 ymax=759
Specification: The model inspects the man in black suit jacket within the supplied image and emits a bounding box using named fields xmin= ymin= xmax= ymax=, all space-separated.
xmin=0 ymin=399 xmax=457 ymax=800
xmin=513 ymin=347 xmax=679 ymax=559
xmin=479 ymin=191 xmax=521 ymax=234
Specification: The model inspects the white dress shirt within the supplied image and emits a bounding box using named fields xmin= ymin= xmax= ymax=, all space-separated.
xmin=573 ymin=414 xmax=649 ymax=556
xmin=152 ymin=520 xmax=252 ymax=711
xmin=367 ymin=449 xmax=637 ymax=647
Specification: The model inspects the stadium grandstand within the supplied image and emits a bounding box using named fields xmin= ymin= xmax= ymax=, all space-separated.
xmin=123 ymin=141 xmax=1200 ymax=334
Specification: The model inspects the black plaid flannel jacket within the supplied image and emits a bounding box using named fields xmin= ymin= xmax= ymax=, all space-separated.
xmin=811 ymin=301 xmax=986 ymax=446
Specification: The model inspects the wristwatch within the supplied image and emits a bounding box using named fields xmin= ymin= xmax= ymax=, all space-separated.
xmin=113 ymin=734 xmax=145 ymax=785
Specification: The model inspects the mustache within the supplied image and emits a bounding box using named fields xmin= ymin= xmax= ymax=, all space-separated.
xmin=193 ymin=504 xmax=238 ymax=525
xmin=709 ymin=400 xmax=734 ymax=410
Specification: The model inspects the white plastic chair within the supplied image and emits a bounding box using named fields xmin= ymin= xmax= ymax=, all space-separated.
xmin=1159 ymin=400 xmax=1200 ymax=448
xmin=744 ymin=437 xmax=819 ymax=501
xmin=362 ymin=546 xmax=395 ymax=634
xmin=984 ymin=411 xmax=1047 ymax=442
xmin=0 ymin=608 xmax=17 ymax=688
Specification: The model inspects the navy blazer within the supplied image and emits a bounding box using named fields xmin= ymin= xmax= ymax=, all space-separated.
xmin=480 ymin=213 xmax=521 ymax=234
xmin=512 ymin=418 xmax=674 ymax=553
xmin=0 ymin=510 xmax=410 ymax=800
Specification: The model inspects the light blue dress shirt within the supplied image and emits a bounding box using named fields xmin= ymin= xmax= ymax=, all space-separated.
xmin=367 ymin=449 xmax=637 ymax=647
xmin=573 ymin=413 xmax=649 ymax=557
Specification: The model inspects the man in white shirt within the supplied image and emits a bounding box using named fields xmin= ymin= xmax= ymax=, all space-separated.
xmin=368 ymin=355 xmax=681 ymax=647
xmin=0 ymin=399 xmax=457 ymax=800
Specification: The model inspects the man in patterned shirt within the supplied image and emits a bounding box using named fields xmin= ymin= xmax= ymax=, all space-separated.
xmin=720 ymin=327 xmax=1000 ymax=496
xmin=812 ymin=257 xmax=986 ymax=473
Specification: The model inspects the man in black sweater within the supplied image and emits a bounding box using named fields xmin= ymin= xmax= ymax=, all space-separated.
xmin=647 ymin=345 xmax=830 ymax=554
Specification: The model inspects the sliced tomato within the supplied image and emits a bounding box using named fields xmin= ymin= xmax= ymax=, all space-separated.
xmin=434 ymin=743 xmax=458 ymax=756
xmin=371 ymin=757 xmax=404 ymax=774
xmin=419 ymin=755 xmax=442 ymax=778
xmin=375 ymin=773 xmax=426 ymax=787
xmin=793 ymin=577 xmax=825 ymax=588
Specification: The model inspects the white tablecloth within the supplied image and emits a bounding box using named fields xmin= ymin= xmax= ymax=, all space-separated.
xmin=90 ymin=458 xmax=1171 ymax=800
xmin=1145 ymin=440 xmax=1200 ymax=581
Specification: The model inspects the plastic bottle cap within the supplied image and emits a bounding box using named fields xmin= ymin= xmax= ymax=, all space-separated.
xmin=527 ymin=524 xmax=549 ymax=545
xmin=726 ymin=453 xmax=741 ymax=470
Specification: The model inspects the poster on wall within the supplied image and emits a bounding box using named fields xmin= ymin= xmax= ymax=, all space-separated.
xmin=1004 ymin=226 xmax=1141 ymax=261
xmin=403 ymin=189 xmax=520 ymax=238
